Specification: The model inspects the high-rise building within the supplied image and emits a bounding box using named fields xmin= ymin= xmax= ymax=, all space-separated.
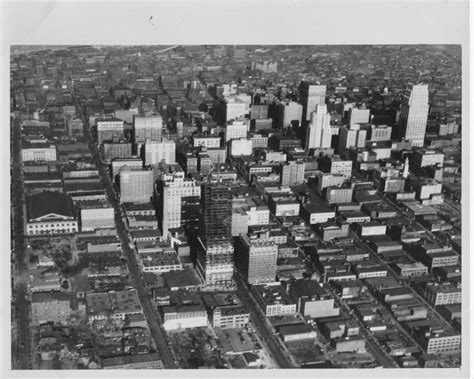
xmin=299 ymin=82 xmax=326 ymax=121
xmin=200 ymin=183 xmax=232 ymax=242
xmin=238 ymin=233 xmax=278 ymax=285
xmin=305 ymin=104 xmax=332 ymax=151
xmin=338 ymin=125 xmax=367 ymax=154
xmin=230 ymin=138 xmax=253 ymax=157
xmin=399 ymin=84 xmax=429 ymax=147
xmin=119 ymin=168 xmax=155 ymax=204
xmin=280 ymin=161 xmax=305 ymax=186
xmin=225 ymin=96 xmax=247 ymax=122
xmin=225 ymin=119 xmax=250 ymax=142
xmin=278 ymin=101 xmax=303 ymax=128
xmin=158 ymin=171 xmax=201 ymax=236
xmin=96 ymin=118 xmax=125 ymax=145
xmin=133 ymin=115 xmax=163 ymax=144
xmin=144 ymin=139 xmax=176 ymax=165
xmin=250 ymin=104 xmax=269 ymax=120
xmin=348 ymin=107 xmax=370 ymax=125
xmin=197 ymin=183 xmax=234 ymax=288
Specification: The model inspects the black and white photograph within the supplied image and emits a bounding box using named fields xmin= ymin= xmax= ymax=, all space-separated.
xmin=1 ymin=1 xmax=471 ymax=378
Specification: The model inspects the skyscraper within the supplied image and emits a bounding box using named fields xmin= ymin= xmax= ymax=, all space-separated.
xmin=158 ymin=171 xmax=201 ymax=236
xmin=305 ymin=104 xmax=331 ymax=151
xmin=299 ymin=82 xmax=326 ymax=122
xmin=133 ymin=115 xmax=163 ymax=144
xmin=237 ymin=233 xmax=278 ymax=285
xmin=200 ymin=183 xmax=233 ymax=243
xmin=280 ymin=160 xmax=305 ymax=186
xmin=144 ymin=139 xmax=176 ymax=165
xmin=197 ymin=182 xmax=234 ymax=288
xmin=119 ymin=168 xmax=155 ymax=204
xmin=399 ymin=84 xmax=429 ymax=147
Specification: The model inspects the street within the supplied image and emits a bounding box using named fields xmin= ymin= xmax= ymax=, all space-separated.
xmin=234 ymin=274 xmax=297 ymax=368
xmin=11 ymin=117 xmax=32 ymax=370
xmin=75 ymin=98 xmax=178 ymax=369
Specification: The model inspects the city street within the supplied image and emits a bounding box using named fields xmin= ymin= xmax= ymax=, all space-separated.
xmin=76 ymin=98 xmax=178 ymax=369
xmin=11 ymin=117 xmax=32 ymax=370
xmin=234 ymin=274 xmax=297 ymax=368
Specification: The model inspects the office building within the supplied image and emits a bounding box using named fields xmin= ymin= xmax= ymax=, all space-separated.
xmin=278 ymin=101 xmax=303 ymax=128
xmin=111 ymin=158 xmax=143 ymax=178
xmin=197 ymin=183 xmax=234 ymax=288
xmin=225 ymin=119 xmax=249 ymax=142
xmin=158 ymin=171 xmax=201 ymax=235
xmin=280 ymin=160 xmax=305 ymax=186
xmin=250 ymin=104 xmax=269 ymax=120
xmin=133 ymin=115 xmax=163 ymax=144
xmin=305 ymin=104 xmax=332 ymax=151
xmin=299 ymin=82 xmax=326 ymax=121
xmin=338 ymin=125 xmax=367 ymax=154
xmin=22 ymin=142 xmax=57 ymax=162
xmin=348 ymin=107 xmax=370 ymax=125
xmin=119 ymin=168 xmax=155 ymax=204
xmin=238 ymin=233 xmax=278 ymax=285
xmin=399 ymin=84 xmax=429 ymax=147
xmin=78 ymin=199 xmax=115 ymax=231
xmin=225 ymin=96 xmax=247 ymax=121
xmin=230 ymin=138 xmax=253 ymax=157
xmin=144 ymin=139 xmax=176 ymax=165
xmin=96 ymin=118 xmax=125 ymax=144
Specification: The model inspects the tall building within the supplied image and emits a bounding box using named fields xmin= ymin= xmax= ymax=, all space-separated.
xmin=305 ymin=104 xmax=332 ymax=151
xmin=299 ymin=82 xmax=326 ymax=121
xmin=119 ymin=168 xmax=155 ymax=204
xmin=278 ymin=101 xmax=303 ymax=128
xmin=144 ymin=139 xmax=176 ymax=165
xmin=338 ymin=125 xmax=367 ymax=154
xmin=197 ymin=183 xmax=234 ymax=288
xmin=225 ymin=119 xmax=249 ymax=142
xmin=200 ymin=183 xmax=233 ymax=243
xmin=399 ymin=84 xmax=429 ymax=147
xmin=238 ymin=233 xmax=278 ymax=285
xmin=133 ymin=115 xmax=163 ymax=144
xmin=280 ymin=161 xmax=305 ymax=186
xmin=225 ymin=96 xmax=247 ymax=122
xmin=348 ymin=107 xmax=370 ymax=125
xmin=158 ymin=171 xmax=201 ymax=236
xmin=96 ymin=118 xmax=125 ymax=144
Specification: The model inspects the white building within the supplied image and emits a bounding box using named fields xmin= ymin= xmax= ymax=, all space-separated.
xmin=338 ymin=125 xmax=367 ymax=154
xmin=134 ymin=115 xmax=163 ymax=143
xmin=111 ymin=158 xmax=143 ymax=178
xmin=144 ymin=139 xmax=176 ymax=165
xmin=160 ymin=172 xmax=201 ymax=235
xmin=305 ymin=104 xmax=332 ymax=151
xmin=281 ymin=101 xmax=303 ymax=128
xmin=348 ymin=108 xmax=370 ymax=125
xmin=22 ymin=143 xmax=57 ymax=162
xmin=162 ymin=305 xmax=208 ymax=331
xmin=225 ymin=119 xmax=249 ymax=142
xmin=400 ymin=84 xmax=429 ymax=147
xmin=79 ymin=202 xmax=115 ymax=231
xmin=194 ymin=136 xmax=221 ymax=148
xmin=247 ymin=206 xmax=270 ymax=226
xmin=230 ymin=138 xmax=253 ymax=157
xmin=225 ymin=96 xmax=247 ymax=121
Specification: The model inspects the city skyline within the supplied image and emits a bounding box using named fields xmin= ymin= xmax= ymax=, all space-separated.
xmin=9 ymin=44 xmax=464 ymax=372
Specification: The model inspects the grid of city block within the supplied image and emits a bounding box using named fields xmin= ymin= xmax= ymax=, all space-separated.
xmin=10 ymin=45 xmax=462 ymax=370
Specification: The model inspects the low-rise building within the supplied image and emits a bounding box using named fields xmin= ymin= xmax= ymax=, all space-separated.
xmin=252 ymin=283 xmax=297 ymax=316
xmin=162 ymin=304 xmax=208 ymax=331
